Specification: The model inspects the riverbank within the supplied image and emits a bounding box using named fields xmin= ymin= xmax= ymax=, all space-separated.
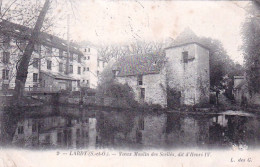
xmin=1 ymin=95 xmax=259 ymax=116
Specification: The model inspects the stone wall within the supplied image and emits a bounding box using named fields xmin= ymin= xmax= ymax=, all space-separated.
xmin=116 ymin=68 xmax=167 ymax=108
xmin=165 ymin=43 xmax=210 ymax=105
xmin=196 ymin=44 xmax=210 ymax=104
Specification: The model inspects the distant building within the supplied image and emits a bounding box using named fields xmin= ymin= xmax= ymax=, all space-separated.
xmin=80 ymin=45 xmax=107 ymax=89
xmin=233 ymin=76 xmax=248 ymax=105
xmin=114 ymin=29 xmax=210 ymax=107
xmin=233 ymin=75 xmax=260 ymax=106
xmin=0 ymin=20 xmax=104 ymax=91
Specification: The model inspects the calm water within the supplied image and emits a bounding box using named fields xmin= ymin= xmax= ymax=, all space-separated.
xmin=0 ymin=105 xmax=259 ymax=150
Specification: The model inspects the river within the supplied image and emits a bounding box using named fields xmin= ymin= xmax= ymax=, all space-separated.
xmin=0 ymin=105 xmax=259 ymax=150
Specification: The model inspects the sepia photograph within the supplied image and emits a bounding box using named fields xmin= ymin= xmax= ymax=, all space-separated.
xmin=0 ymin=0 xmax=259 ymax=166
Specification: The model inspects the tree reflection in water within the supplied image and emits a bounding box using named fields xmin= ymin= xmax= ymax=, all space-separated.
xmin=0 ymin=106 xmax=259 ymax=150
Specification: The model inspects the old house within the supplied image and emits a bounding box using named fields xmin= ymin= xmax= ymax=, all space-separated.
xmin=114 ymin=54 xmax=167 ymax=108
xmin=114 ymin=29 xmax=210 ymax=107
xmin=0 ymin=20 xmax=105 ymax=92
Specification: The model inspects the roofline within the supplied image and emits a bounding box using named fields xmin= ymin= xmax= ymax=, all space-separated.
xmin=40 ymin=71 xmax=79 ymax=81
xmin=116 ymin=71 xmax=161 ymax=77
xmin=0 ymin=20 xmax=83 ymax=56
xmin=164 ymin=42 xmax=209 ymax=51
xmin=55 ymin=77 xmax=79 ymax=81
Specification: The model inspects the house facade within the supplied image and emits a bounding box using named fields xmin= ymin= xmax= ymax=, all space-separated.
xmin=0 ymin=20 xmax=104 ymax=92
xmin=115 ymin=54 xmax=167 ymax=107
xmin=165 ymin=42 xmax=210 ymax=106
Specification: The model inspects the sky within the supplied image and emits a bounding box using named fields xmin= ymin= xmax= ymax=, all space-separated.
xmin=50 ymin=1 xmax=249 ymax=64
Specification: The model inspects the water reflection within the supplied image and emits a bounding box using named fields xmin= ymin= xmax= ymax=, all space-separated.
xmin=0 ymin=106 xmax=259 ymax=149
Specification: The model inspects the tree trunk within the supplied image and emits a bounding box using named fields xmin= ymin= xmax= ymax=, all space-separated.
xmin=13 ymin=0 xmax=50 ymax=103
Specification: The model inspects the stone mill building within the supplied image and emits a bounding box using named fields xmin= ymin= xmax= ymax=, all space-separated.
xmin=114 ymin=29 xmax=210 ymax=108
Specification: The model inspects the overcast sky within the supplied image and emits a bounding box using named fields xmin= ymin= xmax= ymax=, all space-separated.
xmin=52 ymin=0 xmax=249 ymax=65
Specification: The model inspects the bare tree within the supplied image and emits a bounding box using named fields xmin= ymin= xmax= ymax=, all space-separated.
xmin=0 ymin=0 xmax=79 ymax=103
xmin=13 ymin=0 xmax=51 ymax=102
xmin=98 ymin=40 xmax=165 ymax=62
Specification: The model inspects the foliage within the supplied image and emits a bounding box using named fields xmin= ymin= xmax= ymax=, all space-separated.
xmin=96 ymin=111 xmax=136 ymax=145
xmin=97 ymin=74 xmax=138 ymax=108
xmin=199 ymin=37 xmax=244 ymax=89
xmin=241 ymin=1 xmax=260 ymax=94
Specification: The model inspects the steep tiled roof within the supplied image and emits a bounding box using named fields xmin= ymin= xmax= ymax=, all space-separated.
xmin=0 ymin=20 xmax=83 ymax=56
xmin=165 ymin=28 xmax=208 ymax=50
xmin=115 ymin=54 xmax=165 ymax=77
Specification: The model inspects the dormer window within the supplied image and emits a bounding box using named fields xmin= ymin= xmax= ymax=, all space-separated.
xmin=182 ymin=51 xmax=188 ymax=63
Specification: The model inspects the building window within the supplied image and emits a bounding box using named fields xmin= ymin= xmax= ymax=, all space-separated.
xmin=83 ymin=67 xmax=86 ymax=72
xmin=137 ymin=75 xmax=143 ymax=85
xmin=59 ymin=63 xmax=63 ymax=72
xmin=33 ymin=73 xmax=38 ymax=82
xmin=140 ymin=88 xmax=145 ymax=100
xmin=32 ymin=122 xmax=37 ymax=132
xmin=78 ymin=67 xmax=81 ymax=74
xmin=45 ymin=135 xmax=51 ymax=144
xmin=3 ymin=52 xmax=10 ymax=64
xmin=138 ymin=118 xmax=144 ymax=130
xmin=182 ymin=51 xmax=188 ymax=63
xmin=47 ymin=47 xmax=52 ymax=54
xmin=97 ymin=70 xmax=99 ymax=76
xmin=59 ymin=50 xmax=63 ymax=58
xmin=76 ymin=129 xmax=80 ymax=137
xmin=57 ymin=132 xmax=62 ymax=144
xmin=47 ymin=60 xmax=52 ymax=70
xmin=2 ymin=69 xmax=9 ymax=80
xmin=33 ymin=58 xmax=39 ymax=68
xmin=86 ymin=80 xmax=89 ymax=84
xmin=70 ymin=53 xmax=73 ymax=61
xmin=18 ymin=126 xmax=24 ymax=134
xmin=87 ymin=56 xmax=90 ymax=60
xmin=78 ymin=55 xmax=81 ymax=63
xmin=18 ymin=40 xmax=26 ymax=50
xmin=69 ymin=65 xmax=73 ymax=73
xmin=77 ymin=80 xmax=80 ymax=87
xmin=86 ymin=67 xmax=89 ymax=71
xmin=3 ymin=36 xmax=10 ymax=47
xmin=34 ymin=44 xmax=41 ymax=53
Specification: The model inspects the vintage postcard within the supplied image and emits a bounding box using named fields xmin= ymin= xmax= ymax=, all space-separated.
xmin=0 ymin=0 xmax=259 ymax=166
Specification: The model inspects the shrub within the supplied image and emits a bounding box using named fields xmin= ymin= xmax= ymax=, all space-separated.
xmin=97 ymin=81 xmax=138 ymax=108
